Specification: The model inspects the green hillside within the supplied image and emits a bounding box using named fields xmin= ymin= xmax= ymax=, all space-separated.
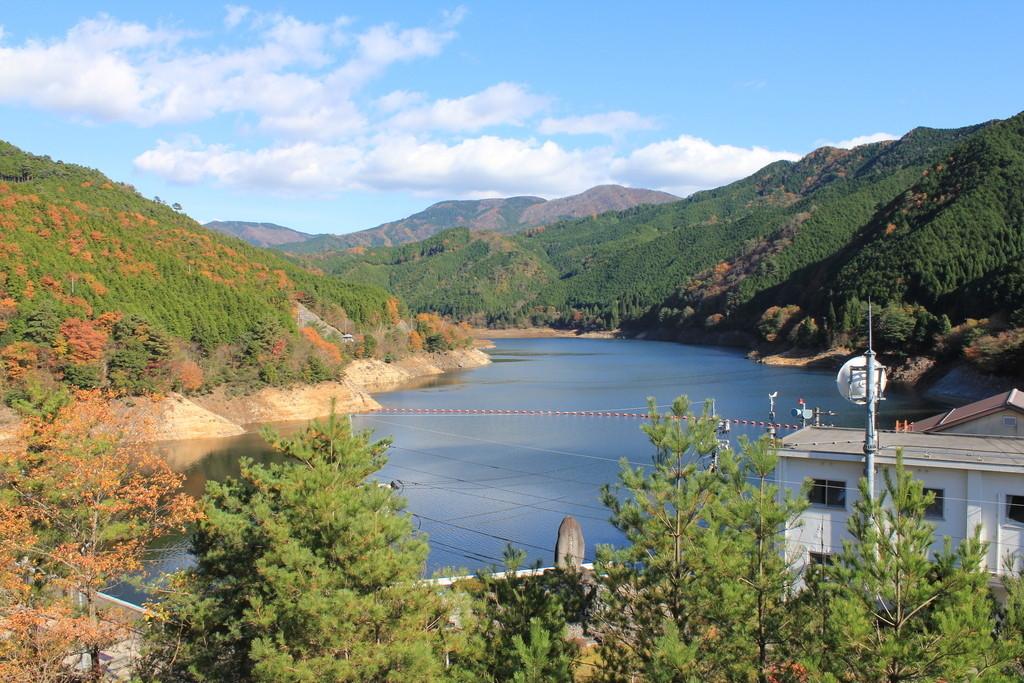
xmin=0 ymin=141 xmax=397 ymax=396
xmin=305 ymin=229 xmax=559 ymax=325
xmin=307 ymin=118 xmax=992 ymax=326
xmin=661 ymin=113 xmax=1023 ymax=370
xmin=303 ymin=111 xmax=1024 ymax=374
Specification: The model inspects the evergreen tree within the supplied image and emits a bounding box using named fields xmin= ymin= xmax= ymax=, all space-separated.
xmin=141 ymin=412 xmax=468 ymax=682
xmin=510 ymin=618 xmax=567 ymax=683
xmin=825 ymin=301 xmax=838 ymax=346
xmin=998 ymin=569 xmax=1024 ymax=678
xmin=471 ymin=545 xmax=578 ymax=682
xmin=595 ymin=412 xmax=811 ymax=682
xmin=801 ymin=452 xmax=1005 ymax=681
xmin=709 ymin=436 xmax=810 ymax=681
xmin=591 ymin=397 xmax=722 ymax=681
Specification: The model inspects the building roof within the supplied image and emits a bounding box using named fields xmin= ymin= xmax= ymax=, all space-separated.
xmin=780 ymin=426 xmax=1024 ymax=472
xmin=911 ymin=388 xmax=1024 ymax=433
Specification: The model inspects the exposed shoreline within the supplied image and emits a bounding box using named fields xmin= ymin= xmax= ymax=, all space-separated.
xmin=467 ymin=326 xmax=618 ymax=339
xmin=0 ymin=348 xmax=492 ymax=445
xmin=476 ymin=325 xmax=1017 ymax=405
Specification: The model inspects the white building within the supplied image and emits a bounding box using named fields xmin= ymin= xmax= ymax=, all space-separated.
xmin=777 ymin=389 xmax=1024 ymax=577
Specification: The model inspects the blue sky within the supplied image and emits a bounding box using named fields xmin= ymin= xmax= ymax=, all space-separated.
xmin=1 ymin=1 xmax=1021 ymax=234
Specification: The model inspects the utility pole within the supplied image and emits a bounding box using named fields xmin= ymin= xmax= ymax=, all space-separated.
xmin=863 ymin=304 xmax=878 ymax=500
xmin=836 ymin=302 xmax=887 ymax=501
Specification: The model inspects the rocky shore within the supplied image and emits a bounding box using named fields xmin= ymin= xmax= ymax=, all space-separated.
xmin=344 ymin=347 xmax=491 ymax=392
xmin=0 ymin=348 xmax=492 ymax=444
xmin=467 ymin=326 xmax=617 ymax=340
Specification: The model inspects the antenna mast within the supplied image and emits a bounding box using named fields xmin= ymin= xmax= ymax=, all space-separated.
xmin=864 ymin=302 xmax=878 ymax=500
xmin=835 ymin=301 xmax=887 ymax=502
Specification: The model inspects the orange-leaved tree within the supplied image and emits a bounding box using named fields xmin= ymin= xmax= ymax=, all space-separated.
xmin=0 ymin=390 xmax=199 ymax=680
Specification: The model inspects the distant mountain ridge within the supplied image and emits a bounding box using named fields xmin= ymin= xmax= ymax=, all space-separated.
xmin=204 ymin=220 xmax=317 ymax=247
xmin=278 ymin=184 xmax=679 ymax=253
xmin=301 ymin=111 xmax=1024 ymax=369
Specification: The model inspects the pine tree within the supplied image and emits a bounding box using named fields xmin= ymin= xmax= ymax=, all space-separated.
xmin=471 ymin=545 xmax=578 ymax=682
xmin=998 ymin=569 xmax=1024 ymax=678
xmin=707 ymin=436 xmax=810 ymax=681
xmin=591 ymin=396 xmax=722 ymax=681
xmin=825 ymin=301 xmax=838 ymax=346
xmin=510 ymin=618 xmax=566 ymax=683
xmin=803 ymin=451 xmax=1004 ymax=681
xmin=141 ymin=412 xmax=468 ymax=682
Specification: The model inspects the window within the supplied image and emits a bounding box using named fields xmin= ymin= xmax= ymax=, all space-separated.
xmin=1008 ymin=495 xmax=1024 ymax=524
xmin=808 ymin=551 xmax=835 ymax=566
xmin=809 ymin=479 xmax=846 ymax=508
xmin=1005 ymin=416 xmax=1018 ymax=428
xmin=923 ymin=487 xmax=944 ymax=520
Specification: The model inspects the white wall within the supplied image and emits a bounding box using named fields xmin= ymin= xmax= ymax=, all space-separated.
xmin=779 ymin=455 xmax=1024 ymax=575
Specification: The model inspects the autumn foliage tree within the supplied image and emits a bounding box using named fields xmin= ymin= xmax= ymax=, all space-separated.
xmin=169 ymin=358 xmax=204 ymax=393
xmin=57 ymin=317 xmax=108 ymax=365
xmin=0 ymin=390 xmax=198 ymax=680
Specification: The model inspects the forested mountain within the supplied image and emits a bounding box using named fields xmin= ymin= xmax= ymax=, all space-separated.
xmin=203 ymin=220 xmax=317 ymax=247
xmin=303 ymin=112 xmax=1024 ymax=374
xmin=0 ymin=141 xmax=399 ymax=396
xmin=309 ymin=229 xmax=558 ymax=324
xmin=279 ymin=184 xmax=678 ymax=253
xmin=662 ymin=112 xmax=1023 ymax=371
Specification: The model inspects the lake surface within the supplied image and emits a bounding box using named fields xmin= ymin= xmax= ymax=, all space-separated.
xmin=114 ymin=338 xmax=946 ymax=602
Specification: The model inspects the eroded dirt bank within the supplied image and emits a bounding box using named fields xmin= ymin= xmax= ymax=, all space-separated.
xmin=0 ymin=349 xmax=493 ymax=444
xmin=467 ymin=327 xmax=617 ymax=340
xmin=343 ymin=347 xmax=491 ymax=393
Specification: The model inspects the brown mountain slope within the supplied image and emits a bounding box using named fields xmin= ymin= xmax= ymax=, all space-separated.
xmin=518 ymin=185 xmax=678 ymax=226
xmin=278 ymin=184 xmax=679 ymax=253
xmin=204 ymin=220 xmax=317 ymax=247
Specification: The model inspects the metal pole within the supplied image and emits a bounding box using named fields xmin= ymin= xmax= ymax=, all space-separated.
xmin=864 ymin=305 xmax=877 ymax=501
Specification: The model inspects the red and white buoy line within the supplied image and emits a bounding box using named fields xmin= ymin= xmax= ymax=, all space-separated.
xmin=357 ymin=406 xmax=802 ymax=430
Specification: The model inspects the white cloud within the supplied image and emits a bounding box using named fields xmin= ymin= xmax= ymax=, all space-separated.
xmin=12 ymin=9 xmax=807 ymax=203
xmin=0 ymin=12 xmax=455 ymax=130
xmin=224 ymin=5 xmax=251 ymax=29
xmin=134 ymin=137 xmax=364 ymax=192
xmin=538 ymin=111 xmax=657 ymax=136
xmin=384 ymin=83 xmax=549 ymax=132
xmin=135 ymin=135 xmax=607 ymax=197
xmin=610 ymin=135 xmax=801 ymax=196
xmin=375 ymin=90 xmax=425 ymax=112
xmin=826 ymin=132 xmax=898 ymax=149
xmin=0 ymin=16 xmax=181 ymax=124
xmin=135 ymin=132 xmax=800 ymax=199
xmin=329 ymin=23 xmax=456 ymax=93
xmin=441 ymin=6 xmax=469 ymax=29
xmin=359 ymin=135 xmax=606 ymax=195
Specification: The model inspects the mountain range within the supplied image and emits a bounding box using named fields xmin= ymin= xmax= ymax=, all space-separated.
xmin=3 ymin=108 xmax=1020 ymax=397
xmin=203 ymin=220 xmax=316 ymax=248
xmin=204 ymin=184 xmax=677 ymax=252
xmin=299 ymin=110 xmax=1024 ymax=375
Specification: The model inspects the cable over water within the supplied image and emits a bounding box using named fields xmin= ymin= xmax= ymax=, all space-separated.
xmin=357 ymin=406 xmax=804 ymax=430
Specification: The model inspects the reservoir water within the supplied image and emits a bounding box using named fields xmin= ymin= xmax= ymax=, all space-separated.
xmin=120 ymin=338 xmax=946 ymax=602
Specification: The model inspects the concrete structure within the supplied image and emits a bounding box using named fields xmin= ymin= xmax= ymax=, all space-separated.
xmin=778 ymin=425 xmax=1024 ymax=576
